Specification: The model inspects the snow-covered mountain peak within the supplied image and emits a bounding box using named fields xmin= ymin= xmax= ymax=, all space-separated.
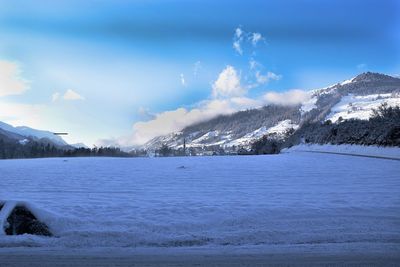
xmin=351 ymin=72 xmax=396 ymax=83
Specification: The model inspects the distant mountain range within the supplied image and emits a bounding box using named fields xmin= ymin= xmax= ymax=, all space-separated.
xmin=0 ymin=121 xmax=70 ymax=148
xmin=141 ymin=72 xmax=400 ymax=151
xmin=0 ymin=122 xmax=129 ymax=159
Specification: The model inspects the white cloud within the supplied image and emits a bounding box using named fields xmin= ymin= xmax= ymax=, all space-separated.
xmin=63 ymin=89 xmax=84 ymax=100
xmin=0 ymin=60 xmax=29 ymax=97
xmin=256 ymin=71 xmax=282 ymax=84
xmin=0 ymin=100 xmax=43 ymax=127
xmin=233 ymin=27 xmax=266 ymax=55
xmin=193 ymin=61 xmax=202 ymax=76
xmin=114 ymin=91 xmax=301 ymax=147
xmin=212 ymin=65 xmax=245 ymax=98
xmin=357 ymin=63 xmax=367 ymax=69
xmin=52 ymin=92 xmax=60 ymax=102
xmin=235 ymin=27 xmax=243 ymax=39
xmin=249 ymin=59 xmax=259 ymax=70
xmin=233 ymin=27 xmax=244 ymax=55
xmin=263 ymin=89 xmax=310 ymax=106
xmin=112 ymin=97 xmax=262 ymax=146
xmin=180 ymin=73 xmax=186 ymax=86
xmin=230 ymin=96 xmax=262 ymax=109
xmin=137 ymin=106 xmax=155 ymax=121
xmin=52 ymin=89 xmax=85 ymax=102
xmin=233 ymin=41 xmax=243 ymax=55
xmin=250 ymin=32 xmax=263 ymax=46
xmin=247 ymin=58 xmax=282 ymax=87
xmin=104 ymin=89 xmax=311 ymax=147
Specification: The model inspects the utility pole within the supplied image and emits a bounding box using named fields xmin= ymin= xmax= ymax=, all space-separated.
xmin=183 ymin=138 xmax=186 ymax=156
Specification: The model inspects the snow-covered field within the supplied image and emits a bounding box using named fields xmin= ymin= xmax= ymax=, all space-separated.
xmin=0 ymin=154 xmax=399 ymax=255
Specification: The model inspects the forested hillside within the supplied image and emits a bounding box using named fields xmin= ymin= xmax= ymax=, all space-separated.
xmin=141 ymin=72 xmax=400 ymax=155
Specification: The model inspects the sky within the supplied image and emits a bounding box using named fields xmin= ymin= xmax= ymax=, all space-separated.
xmin=0 ymin=0 xmax=399 ymax=146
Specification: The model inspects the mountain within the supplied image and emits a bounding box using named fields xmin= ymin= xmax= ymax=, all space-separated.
xmin=141 ymin=72 xmax=400 ymax=152
xmin=0 ymin=121 xmax=68 ymax=147
xmin=142 ymin=105 xmax=302 ymax=152
xmin=0 ymin=127 xmax=29 ymax=149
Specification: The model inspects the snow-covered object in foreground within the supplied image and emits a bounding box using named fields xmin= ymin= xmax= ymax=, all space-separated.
xmin=283 ymin=143 xmax=400 ymax=160
xmin=326 ymin=93 xmax=400 ymax=123
xmin=0 ymin=201 xmax=53 ymax=236
xmin=0 ymin=154 xmax=399 ymax=251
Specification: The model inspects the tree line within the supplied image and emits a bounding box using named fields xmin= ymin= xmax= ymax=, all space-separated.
xmin=0 ymin=140 xmax=130 ymax=159
xmin=251 ymin=103 xmax=400 ymax=155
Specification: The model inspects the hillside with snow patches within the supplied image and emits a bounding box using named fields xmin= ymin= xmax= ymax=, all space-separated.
xmin=326 ymin=93 xmax=400 ymax=123
xmin=142 ymin=72 xmax=400 ymax=151
xmin=0 ymin=121 xmax=68 ymax=147
xmin=142 ymin=104 xmax=302 ymax=151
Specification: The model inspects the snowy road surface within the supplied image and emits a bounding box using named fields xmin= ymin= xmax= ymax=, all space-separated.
xmin=0 ymin=153 xmax=399 ymax=256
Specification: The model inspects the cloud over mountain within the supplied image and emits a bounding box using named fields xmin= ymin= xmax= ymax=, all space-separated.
xmin=0 ymin=60 xmax=29 ymax=97
xmin=263 ymin=89 xmax=310 ymax=106
xmin=212 ymin=65 xmax=244 ymax=98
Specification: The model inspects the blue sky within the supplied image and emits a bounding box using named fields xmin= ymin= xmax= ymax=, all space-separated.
xmin=0 ymin=0 xmax=399 ymax=146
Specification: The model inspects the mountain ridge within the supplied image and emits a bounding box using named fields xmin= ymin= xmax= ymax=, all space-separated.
xmin=139 ymin=72 xmax=400 ymax=153
xmin=0 ymin=121 xmax=69 ymax=147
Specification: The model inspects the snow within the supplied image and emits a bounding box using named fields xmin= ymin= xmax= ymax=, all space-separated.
xmin=227 ymin=127 xmax=268 ymax=147
xmin=300 ymin=96 xmax=317 ymax=114
xmin=300 ymin=77 xmax=359 ymax=116
xmin=18 ymin=139 xmax=29 ymax=145
xmin=191 ymin=130 xmax=219 ymax=144
xmin=0 ymin=200 xmax=53 ymax=237
xmin=227 ymin=120 xmax=298 ymax=147
xmin=326 ymin=93 xmax=400 ymax=123
xmin=266 ymin=120 xmax=298 ymax=134
xmin=340 ymin=78 xmax=354 ymax=86
xmin=0 ymin=154 xmax=399 ymax=253
xmin=172 ymin=120 xmax=299 ymax=149
xmin=283 ymin=143 xmax=400 ymax=160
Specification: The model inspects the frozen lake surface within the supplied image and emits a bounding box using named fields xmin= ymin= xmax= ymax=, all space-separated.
xmin=0 ymin=153 xmax=399 ymax=254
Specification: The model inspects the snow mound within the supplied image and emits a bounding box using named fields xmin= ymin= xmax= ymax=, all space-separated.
xmin=0 ymin=201 xmax=53 ymax=236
